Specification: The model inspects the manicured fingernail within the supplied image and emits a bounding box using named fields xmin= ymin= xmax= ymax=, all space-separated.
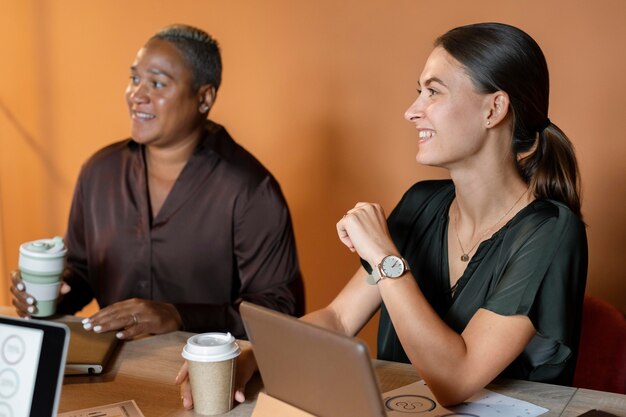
xmin=93 ymin=325 xmax=102 ymax=332
xmin=116 ymin=332 xmax=125 ymax=339
xmin=16 ymin=282 xmax=25 ymax=291
xmin=27 ymin=306 xmax=35 ymax=313
xmin=81 ymin=318 xmax=90 ymax=324
xmin=26 ymin=297 xmax=34 ymax=305
xmin=83 ymin=322 xmax=92 ymax=330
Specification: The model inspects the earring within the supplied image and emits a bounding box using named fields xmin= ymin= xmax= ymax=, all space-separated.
xmin=486 ymin=120 xmax=491 ymax=126
xmin=199 ymin=104 xmax=209 ymax=113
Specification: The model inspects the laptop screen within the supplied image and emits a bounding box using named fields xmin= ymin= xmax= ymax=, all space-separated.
xmin=0 ymin=316 xmax=69 ymax=416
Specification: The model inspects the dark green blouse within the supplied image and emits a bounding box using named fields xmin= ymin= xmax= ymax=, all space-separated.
xmin=369 ymin=180 xmax=587 ymax=385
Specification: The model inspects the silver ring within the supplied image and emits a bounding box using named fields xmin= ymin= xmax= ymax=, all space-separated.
xmin=131 ymin=314 xmax=139 ymax=326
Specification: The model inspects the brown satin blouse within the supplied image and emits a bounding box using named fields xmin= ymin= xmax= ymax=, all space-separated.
xmin=57 ymin=121 xmax=303 ymax=337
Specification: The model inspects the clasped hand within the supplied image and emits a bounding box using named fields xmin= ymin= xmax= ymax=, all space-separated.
xmin=336 ymin=202 xmax=398 ymax=265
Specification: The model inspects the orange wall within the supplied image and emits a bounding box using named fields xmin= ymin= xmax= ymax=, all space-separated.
xmin=1 ymin=0 xmax=625 ymax=353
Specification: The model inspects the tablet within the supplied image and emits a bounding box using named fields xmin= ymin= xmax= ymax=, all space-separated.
xmin=240 ymin=302 xmax=387 ymax=417
xmin=0 ymin=316 xmax=69 ymax=417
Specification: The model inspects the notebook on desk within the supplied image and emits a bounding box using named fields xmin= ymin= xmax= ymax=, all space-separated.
xmin=62 ymin=320 xmax=120 ymax=375
xmin=240 ymin=302 xmax=388 ymax=417
xmin=0 ymin=315 xmax=69 ymax=417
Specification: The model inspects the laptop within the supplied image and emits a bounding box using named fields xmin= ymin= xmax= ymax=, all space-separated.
xmin=61 ymin=320 xmax=120 ymax=375
xmin=240 ymin=302 xmax=387 ymax=417
xmin=0 ymin=315 xmax=69 ymax=417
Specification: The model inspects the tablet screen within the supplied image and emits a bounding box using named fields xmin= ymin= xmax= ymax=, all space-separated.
xmin=0 ymin=317 xmax=69 ymax=417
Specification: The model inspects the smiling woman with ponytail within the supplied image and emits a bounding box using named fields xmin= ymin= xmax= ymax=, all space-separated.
xmin=177 ymin=22 xmax=588 ymax=410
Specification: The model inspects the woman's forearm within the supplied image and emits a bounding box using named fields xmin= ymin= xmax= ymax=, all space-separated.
xmin=301 ymin=307 xmax=348 ymax=335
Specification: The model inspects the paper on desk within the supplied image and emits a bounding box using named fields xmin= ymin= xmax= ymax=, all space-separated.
xmin=383 ymin=380 xmax=548 ymax=417
xmin=58 ymin=400 xmax=146 ymax=417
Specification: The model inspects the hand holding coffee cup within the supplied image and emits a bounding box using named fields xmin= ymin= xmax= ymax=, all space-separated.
xmin=17 ymin=236 xmax=67 ymax=317
xmin=182 ymin=332 xmax=241 ymax=415
xmin=176 ymin=339 xmax=256 ymax=410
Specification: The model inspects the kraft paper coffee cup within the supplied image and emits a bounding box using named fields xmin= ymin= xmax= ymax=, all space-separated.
xmin=18 ymin=236 xmax=67 ymax=317
xmin=182 ymin=332 xmax=241 ymax=415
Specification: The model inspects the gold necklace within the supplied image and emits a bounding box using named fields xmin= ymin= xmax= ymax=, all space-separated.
xmin=454 ymin=189 xmax=528 ymax=262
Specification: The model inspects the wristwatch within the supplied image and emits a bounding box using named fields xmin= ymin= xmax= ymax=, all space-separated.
xmin=366 ymin=255 xmax=410 ymax=285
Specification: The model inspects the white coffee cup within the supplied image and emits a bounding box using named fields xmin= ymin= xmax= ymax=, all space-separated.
xmin=18 ymin=236 xmax=67 ymax=317
xmin=182 ymin=332 xmax=241 ymax=415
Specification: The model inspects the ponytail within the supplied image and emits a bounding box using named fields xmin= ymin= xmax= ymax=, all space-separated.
xmin=517 ymin=122 xmax=582 ymax=217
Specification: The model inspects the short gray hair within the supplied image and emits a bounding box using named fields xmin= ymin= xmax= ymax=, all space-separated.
xmin=151 ymin=24 xmax=222 ymax=91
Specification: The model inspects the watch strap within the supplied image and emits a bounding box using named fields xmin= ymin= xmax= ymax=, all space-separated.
xmin=366 ymin=269 xmax=382 ymax=285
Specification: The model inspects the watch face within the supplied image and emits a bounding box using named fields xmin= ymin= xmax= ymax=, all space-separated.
xmin=381 ymin=255 xmax=405 ymax=278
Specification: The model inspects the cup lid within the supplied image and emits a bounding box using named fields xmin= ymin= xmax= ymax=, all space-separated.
xmin=20 ymin=237 xmax=67 ymax=258
xmin=182 ymin=332 xmax=241 ymax=362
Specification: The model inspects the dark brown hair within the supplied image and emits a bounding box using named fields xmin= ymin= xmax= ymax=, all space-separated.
xmin=436 ymin=23 xmax=582 ymax=217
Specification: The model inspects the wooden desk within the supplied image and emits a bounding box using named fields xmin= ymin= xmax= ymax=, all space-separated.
xmin=561 ymin=389 xmax=626 ymax=417
xmin=0 ymin=305 xmax=623 ymax=416
xmin=57 ymin=331 xmax=415 ymax=414
xmin=59 ymin=331 xmax=194 ymax=415
xmin=55 ymin=331 xmax=626 ymax=416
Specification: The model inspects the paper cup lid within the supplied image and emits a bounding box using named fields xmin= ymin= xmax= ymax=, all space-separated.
xmin=20 ymin=236 xmax=67 ymax=258
xmin=182 ymin=332 xmax=241 ymax=362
